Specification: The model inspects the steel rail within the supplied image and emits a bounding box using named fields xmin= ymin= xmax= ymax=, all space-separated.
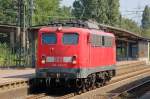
xmin=50 ymin=67 xmax=150 ymax=99
xmin=115 ymin=79 xmax=150 ymax=98
xmin=70 ymin=69 xmax=150 ymax=99
xmin=0 ymin=61 xmax=148 ymax=99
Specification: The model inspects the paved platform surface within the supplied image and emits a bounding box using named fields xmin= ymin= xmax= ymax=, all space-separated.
xmin=0 ymin=69 xmax=35 ymax=78
xmin=0 ymin=69 xmax=35 ymax=85
xmin=0 ymin=78 xmax=29 ymax=85
xmin=116 ymin=60 xmax=142 ymax=66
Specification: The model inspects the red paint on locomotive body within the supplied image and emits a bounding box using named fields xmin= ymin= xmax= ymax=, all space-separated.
xmin=36 ymin=26 xmax=116 ymax=79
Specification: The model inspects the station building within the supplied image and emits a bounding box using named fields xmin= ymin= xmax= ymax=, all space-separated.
xmin=99 ymin=24 xmax=150 ymax=63
xmin=0 ymin=22 xmax=150 ymax=67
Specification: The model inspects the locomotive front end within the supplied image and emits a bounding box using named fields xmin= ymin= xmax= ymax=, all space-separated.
xmin=36 ymin=27 xmax=83 ymax=81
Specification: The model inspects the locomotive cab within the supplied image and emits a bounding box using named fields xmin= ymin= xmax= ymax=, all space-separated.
xmin=36 ymin=27 xmax=85 ymax=79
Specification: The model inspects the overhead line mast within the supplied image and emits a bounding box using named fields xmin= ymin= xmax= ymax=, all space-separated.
xmin=16 ymin=0 xmax=34 ymax=66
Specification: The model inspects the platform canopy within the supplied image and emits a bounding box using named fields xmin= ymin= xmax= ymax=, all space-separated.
xmin=29 ymin=20 xmax=150 ymax=42
xmin=0 ymin=24 xmax=18 ymax=33
xmin=99 ymin=24 xmax=150 ymax=42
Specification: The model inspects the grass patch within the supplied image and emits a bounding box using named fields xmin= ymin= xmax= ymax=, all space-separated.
xmin=0 ymin=43 xmax=16 ymax=66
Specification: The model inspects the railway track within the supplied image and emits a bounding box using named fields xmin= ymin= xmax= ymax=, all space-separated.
xmin=56 ymin=68 xmax=150 ymax=99
xmin=70 ymin=68 xmax=150 ymax=99
xmin=0 ymin=61 xmax=148 ymax=99
xmin=26 ymin=64 xmax=150 ymax=99
xmin=112 ymin=78 xmax=150 ymax=98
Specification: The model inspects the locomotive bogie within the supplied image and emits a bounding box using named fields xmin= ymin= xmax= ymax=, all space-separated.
xmin=35 ymin=70 xmax=115 ymax=90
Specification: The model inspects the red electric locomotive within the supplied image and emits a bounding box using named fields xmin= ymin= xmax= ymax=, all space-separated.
xmin=36 ymin=20 xmax=116 ymax=89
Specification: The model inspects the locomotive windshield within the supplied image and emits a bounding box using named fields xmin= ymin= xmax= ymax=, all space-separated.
xmin=42 ymin=33 xmax=57 ymax=44
xmin=63 ymin=33 xmax=79 ymax=45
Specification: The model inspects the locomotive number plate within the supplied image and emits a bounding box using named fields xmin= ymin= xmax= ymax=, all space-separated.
xmin=46 ymin=57 xmax=63 ymax=62
xmin=54 ymin=57 xmax=63 ymax=62
xmin=46 ymin=57 xmax=54 ymax=62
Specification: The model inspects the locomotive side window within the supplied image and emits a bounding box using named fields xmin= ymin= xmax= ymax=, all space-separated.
xmin=63 ymin=33 xmax=79 ymax=45
xmin=108 ymin=37 xmax=113 ymax=46
xmin=102 ymin=36 xmax=105 ymax=46
xmin=91 ymin=34 xmax=102 ymax=47
xmin=42 ymin=33 xmax=57 ymax=44
xmin=91 ymin=34 xmax=113 ymax=47
xmin=104 ymin=36 xmax=113 ymax=47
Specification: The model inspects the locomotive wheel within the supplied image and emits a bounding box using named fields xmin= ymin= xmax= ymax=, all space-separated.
xmin=85 ymin=79 xmax=91 ymax=90
xmin=75 ymin=79 xmax=89 ymax=94
xmin=46 ymin=78 xmax=51 ymax=88
xmin=91 ymin=74 xmax=96 ymax=90
xmin=82 ymin=85 xmax=87 ymax=93
xmin=77 ymin=90 xmax=82 ymax=95
xmin=39 ymin=79 xmax=45 ymax=89
xmin=36 ymin=78 xmax=41 ymax=89
xmin=75 ymin=79 xmax=83 ymax=89
xmin=81 ymin=79 xmax=88 ymax=93
xmin=101 ymin=72 xmax=108 ymax=86
xmin=96 ymin=82 xmax=102 ymax=88
xmin=104 ymin=71 xmax=111 ymax=85
xmin=33 ymin=78 xmax=45 ymax=90
xmin=102 ymin=79 xmax=106 ymax=86
xmin=41 ymin=78 xmax=46 ymax=88
xmin=32 ymin=78 xmax=39 ymax=91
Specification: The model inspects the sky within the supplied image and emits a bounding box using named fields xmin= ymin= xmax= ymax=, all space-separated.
xmin=61 ymin=0 xmax=150 ymax=24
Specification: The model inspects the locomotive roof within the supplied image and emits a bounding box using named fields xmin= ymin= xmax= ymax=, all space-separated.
xmin=39 ymin=26 xmax=114 ymax=37
xmin=38 ymin=19 xmax=114 ymax=37
xmin=90 ymin=29 xmax=114 ymax=37
xmin=37 ymin=19 xmax=100 ymax=30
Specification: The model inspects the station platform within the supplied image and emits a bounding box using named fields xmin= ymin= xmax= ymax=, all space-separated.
xmin=116 ymin=60 xmax=144 ymax=66
xmin=0 ymin=69 xmax=35 ymax=78
xmin=0 ymin=60 xmax=145 ymax=84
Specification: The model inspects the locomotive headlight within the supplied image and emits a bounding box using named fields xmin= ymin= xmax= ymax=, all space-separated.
xmin=41 ymin=56 xmax=46 ymax=64
xmin=57 ymin=26 xmax=62 ymax=31
xmin=41 ymin=60 xmax=46 ymax=64
xmin=72 ymin=56 xmax=77 ymax=64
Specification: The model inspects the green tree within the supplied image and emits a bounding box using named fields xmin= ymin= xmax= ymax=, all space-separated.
xmin=72 ymin=0 xmax=107 ymax=23
xmin=57 ymin=6 xmax=73 ymax=19
xmin=107 ymin=0 xmax=120 ymax=26
xmin=72 ymin=0 xmax=120 ymax=26
xmin=33 ymin=0 xmax=61 ymax=25
xmin=0 ymin=0 xmax=18 ymax=25
xmin=142 ymin=29 xmax=150 ymax=37
xmin=121 ymin=17 xmax=142 ymax=34
xmin=141 ymin=5 xmax=150 ymax=29
xmin=33 ymin=0 xmax=72 ymax=25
